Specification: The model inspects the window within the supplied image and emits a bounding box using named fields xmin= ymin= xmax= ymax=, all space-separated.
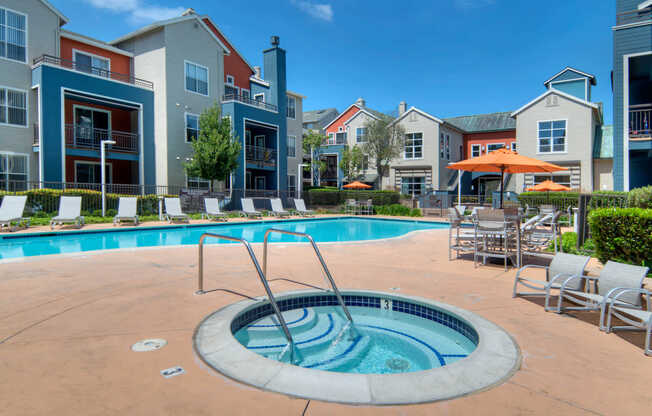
xmin=287 ymin=96 xmax=296 ymax=119
xmin=0 ymin=152 xmax=27 ymax=190
xmin=445 ymin=134 xmax=450 ymax=160
xmin=0 ymin=8 xmax=26 ymax=63
xmin=187 ymin=176 xmax=210 ymax=190
xmin=241 ymin=89 xmax=250 ymax=99
xmin=440 ymin=133 xmax=444 ymax=159
xmin=405 ymin=133 xmax=423 ymax=159
xmin=487 ymin=143 xmax=504 ymax=153
xmin=534 ymin=174 xmax=571 ymax=189
xmin=401 ymin=177 xmax=424 ymax=196
xmin=538 ymin=120 xmax=566 ymax=153
xmin=73 ymin=50 xmax=110 ymax=78
xmin=225 ymin=75 xmax=234 ymax=85
xmin=225 ymin=84 xmax=238 ymax=97
xmin=73 ymin=106 xmax=109 ymax=147
xmin=327 ymin=132 xmax=334 ymax=144
xmin=471 ymin=144 xmax=481 ymax=158
xmin=75 ymin=161 xmax=111 ymax=184
xmin=254 ymin=93 xmax=264 ymax=102
xmin=356 ymin=127 xmax=367 ymax=143
xmin=336 ymin=132 xmax=346 ymax=144
xmin=511 ymin=142 xmax=517 ymax=151
xmin=185 ymin=61 xmax=208 ymax=96
xmin=0 ymin=87 xmax=27 ymax=126
xmin=185 ymin=113 xmax=199 ymax=142
xmin=362 ymin=155 xmax=369 ymax=171
xmin=287 ymin=135 xmax=296 ymax=157
xmin=288 ymin=175 xmax=296 ymax=193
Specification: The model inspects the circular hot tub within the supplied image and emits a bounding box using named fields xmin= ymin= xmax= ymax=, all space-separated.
xmin=193 ymin=290 xmax=520 ymax=405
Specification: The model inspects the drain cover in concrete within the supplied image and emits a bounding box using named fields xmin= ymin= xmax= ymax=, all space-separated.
xmin=386 ymin=358 xmax=410 ymax=371
xmin=161 ymin=366 xmax=185 ymax=379
xmin=131 ymin=339 xmax=167 ymax=352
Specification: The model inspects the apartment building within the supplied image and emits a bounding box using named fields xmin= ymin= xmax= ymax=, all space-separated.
xmin=613 ymin=0 xmax=652 ymax=190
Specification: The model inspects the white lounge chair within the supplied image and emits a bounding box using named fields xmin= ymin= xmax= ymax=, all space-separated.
xmin=203 ymin=198 xmax=227 ymax=221
xmin=293 ymin=198 xmax=314 ymax=217
xmin=164 ymin=198 xmax=189 ymax=223
xmin=270 ymin=198 xmax=290 ymax=217
xmin=113 ymin=197 xmax=139 ymax=226
xmin=50 ymin=196 xmax=84 ymax=229
xmin=513 ymin=252 xmax=591 ymax=309
xmin=605 ymin=286 xmax=652 ymax=356
xmin=0 ymin=195 xmax=30 ymax=231
xmin=549 ymin=261 xmax=650 ymax=330
xmin=241 ymin=198 xmax=262 ymax=218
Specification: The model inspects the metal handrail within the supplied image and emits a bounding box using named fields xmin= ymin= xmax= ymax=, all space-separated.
xmin=262 ymin=229 xmax=353 ymax=323
xmin=197 ymin=232 xmax=294 ymax=349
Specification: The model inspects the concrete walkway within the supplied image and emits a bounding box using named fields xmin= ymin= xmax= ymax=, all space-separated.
xmin=0 ymin=227 xmax=650 ymax=415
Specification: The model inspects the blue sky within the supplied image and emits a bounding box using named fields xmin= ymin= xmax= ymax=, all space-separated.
xmin=55 ymin=0 xmax=616 ymax=123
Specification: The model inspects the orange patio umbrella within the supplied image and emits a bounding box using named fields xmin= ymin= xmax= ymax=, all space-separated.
xmin=447 ymin=148 xmax=567 ymax=208
xmin=342 ymin=181 xmax=372 ymax=189
xmin=526 ymin=180 xmax=570 ymax=192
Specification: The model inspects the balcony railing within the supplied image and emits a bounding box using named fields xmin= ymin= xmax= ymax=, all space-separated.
xmin=629 ymin=104 xmax=652 ymax=138
xmin=616 ymin=7 xmax=652 ymax=26
xmin=33 ymin=55 xmax=154 ymax=89
xmin=245 ymin=145 xmax=277 ymax=167
xmin=222 ymin=93 xmax=278 ymax=112
xmin=64 ymin=124 xmax=139 ymax=153
xmin=322 ymin=137 xmax=346 ymax=146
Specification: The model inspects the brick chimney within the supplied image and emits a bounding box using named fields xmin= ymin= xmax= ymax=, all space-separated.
xmin=398 ymin=101 xmax=407 ymax=116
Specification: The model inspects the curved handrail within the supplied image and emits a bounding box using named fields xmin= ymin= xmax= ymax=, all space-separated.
xmin=197 ymin=233 xmax=294 ymax=350
xmin=262 ymin=228 xmax=353 ymax=323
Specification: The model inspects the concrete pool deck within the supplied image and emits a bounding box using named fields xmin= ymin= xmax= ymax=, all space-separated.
xmin=1 ymin=225 xmax=651 ymax=415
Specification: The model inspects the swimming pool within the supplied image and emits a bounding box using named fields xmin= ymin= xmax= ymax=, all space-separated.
xmin=0 ymin=217 xmax=447 ymax=260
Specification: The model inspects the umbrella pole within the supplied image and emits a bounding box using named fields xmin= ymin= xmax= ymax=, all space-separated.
xmin=500 ymin=168 xmax=504 ymax=209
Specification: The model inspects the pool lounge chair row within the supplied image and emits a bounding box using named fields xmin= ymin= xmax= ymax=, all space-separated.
xmin=513 ymin=252 xmax=651 ymax=356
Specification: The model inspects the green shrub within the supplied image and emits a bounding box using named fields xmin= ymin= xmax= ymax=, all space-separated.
xmin=517 ymin=191 xmax=628 ymax=211
xmin=374 ymin=204 xmax=422 ymax=217
xmin=628 ymin=186 xmax=652 ymax=209
xmin=588 ymin=208 xmax=652 ymax=268
xmin=306 ymin=189 xmax=400 ymax=206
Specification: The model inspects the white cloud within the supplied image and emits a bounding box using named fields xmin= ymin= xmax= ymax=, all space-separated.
xmin=84 ymin=0 xmax=185 ymax=25
xmin=291 ymin=0 xmax=333 ymax=22
xmin=454 ymin=0 xmax=495 ymax=9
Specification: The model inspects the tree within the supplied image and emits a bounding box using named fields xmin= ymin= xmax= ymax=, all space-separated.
xmin=302 ymin=130 xmax=327 ymax=186
xmin=361 ymin=116 xmax=405 ymax=190
xmin=339 ymin=145 xmax=364 ymax=183
xmin=184 ymin=103 xmax=241 ymax=192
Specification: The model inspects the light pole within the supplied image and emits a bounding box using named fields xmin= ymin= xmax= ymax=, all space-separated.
xmin=298 ymin=163 xmax=308 ymax=200
xmin=101 ymin=139 xmax=116 ymax=217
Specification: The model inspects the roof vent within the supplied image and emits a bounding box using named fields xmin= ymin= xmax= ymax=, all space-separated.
xmin=181 ymin=8 xmax=196 ymax=16
xmin=355 ymin=97 xmax=366 ymax=107
xmin=254 ymin=66 xmax=262 ymax=78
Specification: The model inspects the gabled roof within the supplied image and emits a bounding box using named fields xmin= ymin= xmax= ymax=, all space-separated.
xmin=303 ymin=108 xmax=338 ymax=124
xmin=323 ymin=101 xmax=385 ymax=130
xmin=200 ymin=14 xmax=253 ymax=73
xmin=544 ymin=67 xmax=596 ymax=86
xmin=40 ymin=0 xmax=69 ymax=25
xmin=444 ymin=111 xmax=515 ymax=133
xmin=109 ymin=14 xmax=230 ymax=55
xmin=343 ymin=108 xmax=380 ymax=125
xmin=510 ymin=88 xmax=599 ymax=118
xmin=61 ymin=29 xmax=134 ymax=57
xmin=390 ymin=106 xmax=443 ymax=126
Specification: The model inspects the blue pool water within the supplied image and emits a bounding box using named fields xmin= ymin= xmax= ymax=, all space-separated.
xmin=0 ymin=217 xmax=447 ymax=260
xmin=234 ymin=303 xmax=477 ymax=374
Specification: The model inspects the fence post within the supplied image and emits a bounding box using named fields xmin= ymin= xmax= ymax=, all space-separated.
xmin=576 ymin=193 xmax=590 ymax=249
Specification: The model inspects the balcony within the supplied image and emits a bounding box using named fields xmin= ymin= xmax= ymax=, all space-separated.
xmin=323 ymin=136 xmax=346 ymax=146
xmin=616 ymin=6 xmax=652 ymax=26
xmin=33 ymin=55 xmax=154 ymax=89
xmin=246 ymin=145 xmax=277 ymax=168
xmin=64 ymin=124 xmax=139 ymax=153
xmin=629 ymin=104 xmax=652 ymax=138
xmin=222 ymin=93 xmax=278 ymax=112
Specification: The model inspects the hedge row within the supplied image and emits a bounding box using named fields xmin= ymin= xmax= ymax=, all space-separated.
xmin=517 ymin=191 xmax=628 ymax=211
xmin=374 ymin=204 xmax=422 ymax=217
xmin=306 ymin=189 xmax=400 ymax=206
xmin=588 ymin=208 xmax=652 ymax=268
xmin=628 ymin=186 xmax=652 ymax=208
xmin=0 ymin=188 xmax=172 ymax=215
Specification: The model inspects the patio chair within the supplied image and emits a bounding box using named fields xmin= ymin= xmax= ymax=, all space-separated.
xmin=549 ymin=261 xmax=650 ymax=330
xmin=473 ymin=208 xmax=519 ymax=271
xmin=113 ymin=197 xmax=139 ymax=226
xmin=520 ymin=212 xmax=560 ymax=257
xmin=448 ymin=208 xmax=475 ymax=260
xmin=360 ymin=199 xmax=373 ymax=215
xmin=512 ymin=252 xmax=590 ymax=306
xmin=604 ymin=288 xmax=652 ymax=356
xmin=454 ymin=205 xmax=466 ymax=217
xmin=164 ymin=198 xmax=189 ymax=223
xmin=270 ymin=198 xmax=290 ymax=217
xmin=344 ymin=199 xmax=357 ymax=215
xmin=202 ymin=198 xmax=227 ymax=221
xmin=293 ymin=198 xmax=315 ymax=217
xmin=241 ymin=198 xmax=263 ymax=219
xmin=0 ymin=195 xmax=30 ymax=231
xmin=50 ymin=196 xmax=84 ymax=229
